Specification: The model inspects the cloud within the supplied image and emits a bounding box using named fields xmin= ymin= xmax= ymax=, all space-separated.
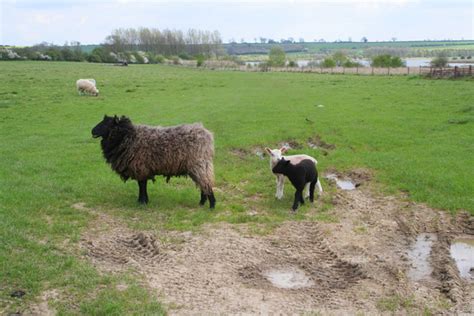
xmin=34 ymin=12 xmax=64 ymax=25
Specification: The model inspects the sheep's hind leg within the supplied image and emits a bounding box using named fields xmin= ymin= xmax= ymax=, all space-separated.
xmin=138 ymin=180 xmax=149 ymax=204
xmin=208 ymin=191 xmax=216 ymax=209
xmin=199 ymin=190 xmax=208 ymax=206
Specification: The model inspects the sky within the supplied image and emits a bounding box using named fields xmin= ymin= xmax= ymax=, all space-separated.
xmin=1 ymin=0 xmax=473 ymax=46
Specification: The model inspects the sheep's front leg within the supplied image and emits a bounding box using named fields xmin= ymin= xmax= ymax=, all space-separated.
xmin=138 ymin=180 xmax=149 ymax=204
xmin=276 ymin=174 xmax=284 ymax=200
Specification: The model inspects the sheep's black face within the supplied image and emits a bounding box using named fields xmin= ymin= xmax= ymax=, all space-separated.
xmin=272 ymin=158 xmax=290 ymax=174
xmin=92 ymin=115 xmax=117 ymax=138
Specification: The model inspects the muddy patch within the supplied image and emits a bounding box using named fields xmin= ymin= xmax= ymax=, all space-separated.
xmin=450 ymin=236 xmax=474 ymax=280
xmin=262 ymin=266 xmax=314 ymax=289
xmin=76 ymin=188 xmax=474 ymax=314
xmin=307 ymin=135 xmax=336 ymax=150
xmin=325 ymin=169 xmax=371 ymax=190
xmin=407 ymin=233 xmax=437 ymax=281
xmin=279 ymin=140 xmax=303 ymax=150
xmin=326 ymin=173 xmax=356 ymax=190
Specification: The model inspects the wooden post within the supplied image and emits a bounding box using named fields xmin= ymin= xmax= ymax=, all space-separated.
xmin=388 ymin=67 xmax=390 ymax=75
xmin=469 ymin=65 xmax=472 ymax=76
xmin=407 ymin=67 xmax=410 ymax=75
xmin=454 ymin=66 xmax=458 ymax=78
xmin=356 ymin=66 xmax=359 ymax=75
xmin=371 ymin=67 xmax=374 ymax=75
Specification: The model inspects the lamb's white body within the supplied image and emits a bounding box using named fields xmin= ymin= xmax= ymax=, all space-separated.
xmin=266 ymin=147 xmax=323 ymax=199
xmin=76 ymin=79 xmax=99 ymax=96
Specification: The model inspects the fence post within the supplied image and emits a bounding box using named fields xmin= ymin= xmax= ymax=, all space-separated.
xmin=470 ymin=65 xmax=472 ymax=76
xmin=371 ymin=67 xmax=374 ymax=75
xmin=407 ymin=67 xmax=410 ymax=75
xmin=356 ymin=66 xmax=358 ymax=75
xmin=388 ymin=67 xmax=390 ymax=75
xmin=454 ymin=66 xmax=458 ymax=78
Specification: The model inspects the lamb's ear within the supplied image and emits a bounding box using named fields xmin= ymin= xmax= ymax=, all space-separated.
xmin=265 ymin=147 xmax=273 ymax=156
xmin=280 ymin=146 xmax=288 ymax=154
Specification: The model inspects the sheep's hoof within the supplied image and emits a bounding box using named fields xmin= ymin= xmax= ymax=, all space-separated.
xmin=138 ymin=199 xmax=148 ymax=205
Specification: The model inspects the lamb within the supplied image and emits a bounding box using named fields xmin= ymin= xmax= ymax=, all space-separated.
xmin=265 ymin=147 xmax=322 ymax=199
xmin=91 ymin=115 xmax=216 ymax=208
xmin=272 ymin=157 xmax=319 ymax=211
xmin=76 ymin=79 xmax=99 ymax=96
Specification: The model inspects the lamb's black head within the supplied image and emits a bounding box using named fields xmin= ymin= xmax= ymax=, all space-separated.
xmin=272 ymin=157 xmax=290 ymax=174
xmin=91 ymin=115 xmax=119 ymax=138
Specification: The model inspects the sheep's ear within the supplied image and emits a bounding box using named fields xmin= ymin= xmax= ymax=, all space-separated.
xmin=265 ymin=147 xmax=273 ymax=155
xmin=280 ymin=146 xmax=288 ymax=153
xmin=113 ymin=115 xmax=119 ymax=124
xmin=285 ymin=159 xmax=290 ymax=165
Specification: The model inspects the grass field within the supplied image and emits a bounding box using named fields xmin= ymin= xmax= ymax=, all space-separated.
xmin=0 ymin=61 xmax=473 ymax=314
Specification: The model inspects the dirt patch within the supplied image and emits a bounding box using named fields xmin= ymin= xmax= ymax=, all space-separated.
xmin=25 ymin=290 xmax=59 ymax=316
xmin=76 ymin=185 xmax=473 ymax=314
xmin=279 ymin=140 xmax=303 ymax=150
xmin=229 ymin=148 xmax=249 ymax=159
xmin=307 ymin=135 xmax=336 ymax=150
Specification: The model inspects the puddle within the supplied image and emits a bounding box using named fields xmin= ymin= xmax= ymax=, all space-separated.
xmin=263 ymin=266 xmax=314 ymax=289
xmin=326 ymin=174 xmax=356 ymax=190
xmin=407 ymin=233 xmax=437 ymax=281
xmin=450 ymin=237 xmax=474 ymax=280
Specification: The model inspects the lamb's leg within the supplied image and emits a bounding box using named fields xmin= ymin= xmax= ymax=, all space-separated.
xmin=299 ymin=189 xmax=305 ymax=204
xmin=138 ymin=180 xmax=149 ymax=204
xmin=199 ymin=190 xmax=208 ymax=206
xmin=309 ymin=179 xmax=317 ymax=203
xmin=304 ymin=183 xmax=310 ymax=199
xmin=316 ymin=178 xmax=323 ymax=194
xmin=292 ymin=190 xmax=303 ymax=211
xmin=276 ymin=174 xmax=284 ymax=199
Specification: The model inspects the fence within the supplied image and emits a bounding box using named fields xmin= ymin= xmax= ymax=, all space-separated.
xmin=425 ymin=66 xmax=473 ymax=78
xmin=191 ymin=61 xmax=474 ymax=77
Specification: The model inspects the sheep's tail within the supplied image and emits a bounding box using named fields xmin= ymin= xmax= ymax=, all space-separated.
xmin=190 ymin=160 xmax=214 ymax=195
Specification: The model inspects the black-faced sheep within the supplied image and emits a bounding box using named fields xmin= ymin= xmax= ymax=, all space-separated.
xmin=265 ymin=146 xmax=322 ymax=199
xmin=91 ymin=115 xmax=216 ymax=208
xmin=77 ymin=79 xmax=99 ymax=96
xmin=272 ymin=157 xmax=319 ymax=212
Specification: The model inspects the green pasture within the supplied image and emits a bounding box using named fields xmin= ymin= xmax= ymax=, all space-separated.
xmin=0 ymin=61 xmax=473 ymax=314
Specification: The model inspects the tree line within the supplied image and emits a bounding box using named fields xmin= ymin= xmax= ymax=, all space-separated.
xmin=104 ymin=27 xmax=223 ymax=57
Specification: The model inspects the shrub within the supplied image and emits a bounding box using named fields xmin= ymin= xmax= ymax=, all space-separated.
xmin=134 ymin=52 xmax=145 ymax=64
xmin=178 ymin=52 xmax=191 ymax=60
xmin=332 ymin=50 xmax=347 ymax=66
xmin=431 ymin=56 xmax=448 ymax=67
xmin=342 ymin=59 xmax=361 ymax=68
xmin=321 ymin=58 xmax=336 ymax=68
xmin=371 ymin=54 xmax=404 ymax=67
xmin=288 ymin=60 xmax=297 ymax=67
xmin=196 ymin=54 xmax=205 ymax=67
xmin=267 ymin=46 xmax=286 ymax=67
xmin=467 ymin=56 xmax=472 ymax=59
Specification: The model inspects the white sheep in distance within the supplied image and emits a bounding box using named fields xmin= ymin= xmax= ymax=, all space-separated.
xmin=265 ymin=146 xmax=323 ymax=199
xmin=76 ymin=79 xmax=99 ymax=96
